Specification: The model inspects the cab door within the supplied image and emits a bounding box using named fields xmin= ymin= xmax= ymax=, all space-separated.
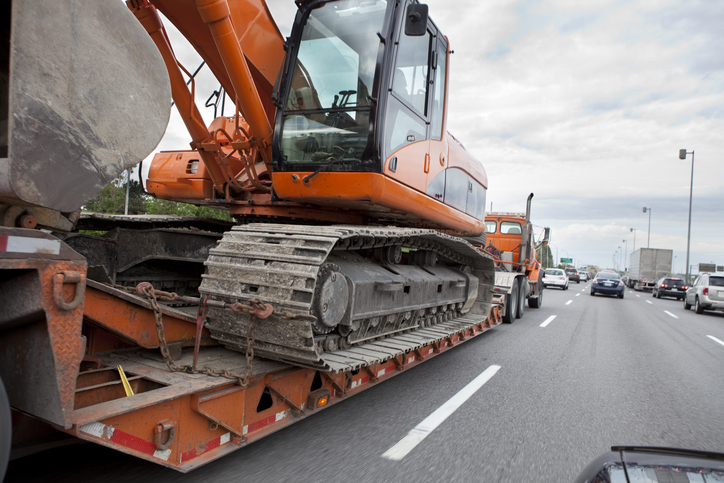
xmin=383 ymin=10 xmax=435 ymax=193
xmin=425 ymin=35 xmax=448 ymax=201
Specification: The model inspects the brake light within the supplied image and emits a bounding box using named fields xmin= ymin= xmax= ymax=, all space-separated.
xmin=703 ymin=288 xmax=709 ymax=296
xmin=618 ymin=281 xmax=624 ymax=286
xmin=662 ymin=284 xmax=668 ymax=288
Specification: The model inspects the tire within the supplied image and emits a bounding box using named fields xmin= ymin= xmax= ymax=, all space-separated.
xmin=0 ymin=375 xmax=11 ymax=483
xmin=516 ymin=279 xmax=525 ymax=319
xmin=618 ymin=292 xmax=624 ymax=299
xmin=503 ymin=279 xmax=518 ymax=324
xmin=590 ymin=290 xmax=595 ymax=296
xmin=656 ymin=291 xmax=661 ymax=299
xmin=684 ymin=298 xmax=691 ymax=310
xmin=695 ymin=297 xmax=704 ymax=314
xmin=564 ymin=284 xmax=569 ymax=291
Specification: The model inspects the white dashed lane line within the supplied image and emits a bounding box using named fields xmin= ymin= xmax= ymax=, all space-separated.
xmin=576 ymin=293 xmax=580 ymax=297
xmin=636 ymin=294 xmax=641 ymax=298
xmin=565 ymin=300 xmax=573 ymax=305
xmin=646 ymin=300 xmax=653 ymax=305
xmin=707 ymin=335 xmax=724 ymax=348
xmin=664 ymin=311 xmax=679 ymax=319
xmin=540 ymin=315 xmax=557 ymax=328
xmin=381 ymin=365 xmax=502 ymax=461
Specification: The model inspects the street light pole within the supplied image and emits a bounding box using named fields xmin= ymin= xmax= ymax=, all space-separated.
xmin=679 ymin=149 xmax=695 ymax=284
xmin=630 ymin=228 xmax=636 ymax=253
xmin=618 ymin=246 xmax=622 ymax=273
xmin=623 ymin=239 xmax=628 ymax=272
xmin=642 ymin=207 xmax=652 ymax=248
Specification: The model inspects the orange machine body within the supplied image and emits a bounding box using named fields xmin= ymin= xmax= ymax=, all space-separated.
xmin=141 ymin=0 xmax=489 ymax=236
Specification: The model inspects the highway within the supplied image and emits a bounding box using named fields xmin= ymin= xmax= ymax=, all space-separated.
xmin=7 ymin=283 xmax=724 ymax=482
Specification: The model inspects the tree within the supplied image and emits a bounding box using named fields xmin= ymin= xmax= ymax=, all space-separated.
xmin=537 ymin=244 xmax=554 ymax=268
xmin=84 ymin=174 xmax=231 ymax=221
xmin=145 ymin=197 xmax=231 ymax=221
xmin=84 ymin=177 xmax=145 ymax=214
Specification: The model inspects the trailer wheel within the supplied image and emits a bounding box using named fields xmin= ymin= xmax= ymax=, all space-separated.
xmin=0 ymin=375 xmax=11 ymax=482
xmin=503 ymin=279 xmax=518 ymax=324
xmin=516 ymin=279 xmax=525 ymax=319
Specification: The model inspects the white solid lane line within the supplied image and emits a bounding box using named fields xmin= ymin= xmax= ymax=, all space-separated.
xmin=664 ymin=311 xmax=679 ymax=319
xmin=707 ymin=335 xmax=724 ymax=348
xmin=566 ymin=300 xmax=573 ymax=305
xmin=381 ymin=365 xmax=502 ymax=461
xmin=540 ymin=315 xmax=557 ymax=327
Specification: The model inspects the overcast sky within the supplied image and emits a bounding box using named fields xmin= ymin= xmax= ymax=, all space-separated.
xmin=150 ymin=0 xmax=723 ymax=273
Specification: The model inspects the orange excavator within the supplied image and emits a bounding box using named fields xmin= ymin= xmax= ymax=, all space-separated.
xmin=120 ymin=0 xmax=497 ymax=367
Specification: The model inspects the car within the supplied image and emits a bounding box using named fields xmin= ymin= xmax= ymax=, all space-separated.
xmin=565 ymin=267 xmax=580 ymax=283
xmin=542 ymin=269 xmax=568 ymax=290
xmin=684 ymin=273 xmax=724 ymax=314
xmin=590 ymin=271 xmax=625 ymax=298
xmin=575 ymin=446 xmax=724 ymax=483
xmin=578 ymin=271 xmax=589 ymax=282
xmin=652 ymin=276 xmax=689 ymax=300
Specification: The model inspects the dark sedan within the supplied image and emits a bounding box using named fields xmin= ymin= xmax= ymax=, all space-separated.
xmin=590 ymin=271 xmax=625 ymax=298
xmin=652 ymin=277 xmax=689 ymax=300
xmin=565 ymin=268 xmax=580 ymax=283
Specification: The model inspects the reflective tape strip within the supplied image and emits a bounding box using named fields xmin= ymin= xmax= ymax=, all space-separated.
xmin=350 ymin=376 xmax=370 ymax=389
xmin=242 ymin=410 xmax=291 ymax=437
xmin=0 ymin=235 xmax=61 ymax=254
xmin=181 ymin=432 xmax=232 ymax=463
xmin=80 ymin=423 xmax=159 ymax=459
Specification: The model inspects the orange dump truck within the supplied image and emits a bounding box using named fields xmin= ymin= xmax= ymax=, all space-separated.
xmin=483 ymin=194 xmax=549 ymax=323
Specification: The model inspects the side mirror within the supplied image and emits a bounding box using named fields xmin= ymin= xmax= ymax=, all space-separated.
xmin=542 ymin=227 xmax=550 ymax=244
xmin=405 ymin=4 xmax=428 ymax=36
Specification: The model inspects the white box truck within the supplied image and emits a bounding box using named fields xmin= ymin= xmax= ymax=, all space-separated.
xmin=628 ymin=248 xmax=673 ymax=291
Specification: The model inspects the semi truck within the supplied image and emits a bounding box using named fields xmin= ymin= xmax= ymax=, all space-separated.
xmin=628 ymin=248 xmax=673 ymax=291
xmin=0 ymin=0 xmax=517 ymax=474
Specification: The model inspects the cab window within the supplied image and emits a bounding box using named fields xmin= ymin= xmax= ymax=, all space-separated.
xmin=484 ymin=221 xmax=497 ymax=234
xmin=500 ymin=221 xmax=522 ymax=234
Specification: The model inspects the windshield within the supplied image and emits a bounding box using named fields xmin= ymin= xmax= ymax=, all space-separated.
xmin=280 ymin=0 xmax=387 ymax=165
xmin=545 ymin=270 xmax=564 ymax=276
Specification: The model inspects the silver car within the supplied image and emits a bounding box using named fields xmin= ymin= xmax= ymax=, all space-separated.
xmin=684 ymin=273 xmax=724 ymax=314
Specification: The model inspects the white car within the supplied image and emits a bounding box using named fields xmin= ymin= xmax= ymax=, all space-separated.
xmin=579 ymin=271 xmax=589 ymax=282
xmin=543 ymin=269 xmax=568 ymax=290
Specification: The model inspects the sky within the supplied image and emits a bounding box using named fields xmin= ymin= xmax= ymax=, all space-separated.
xmin=147 ymin=0 xmax=723 ymax=274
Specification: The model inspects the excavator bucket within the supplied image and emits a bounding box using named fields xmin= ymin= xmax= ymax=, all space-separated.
xmin=0 ymin=0 xmax=171 ymax=214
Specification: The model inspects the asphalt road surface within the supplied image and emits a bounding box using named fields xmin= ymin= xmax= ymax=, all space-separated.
xmin=7 ymin=283 xmax=724 ymax=482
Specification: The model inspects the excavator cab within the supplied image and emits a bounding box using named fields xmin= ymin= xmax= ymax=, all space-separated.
xmin=270 ymin=0 xmax=487 ymax=235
